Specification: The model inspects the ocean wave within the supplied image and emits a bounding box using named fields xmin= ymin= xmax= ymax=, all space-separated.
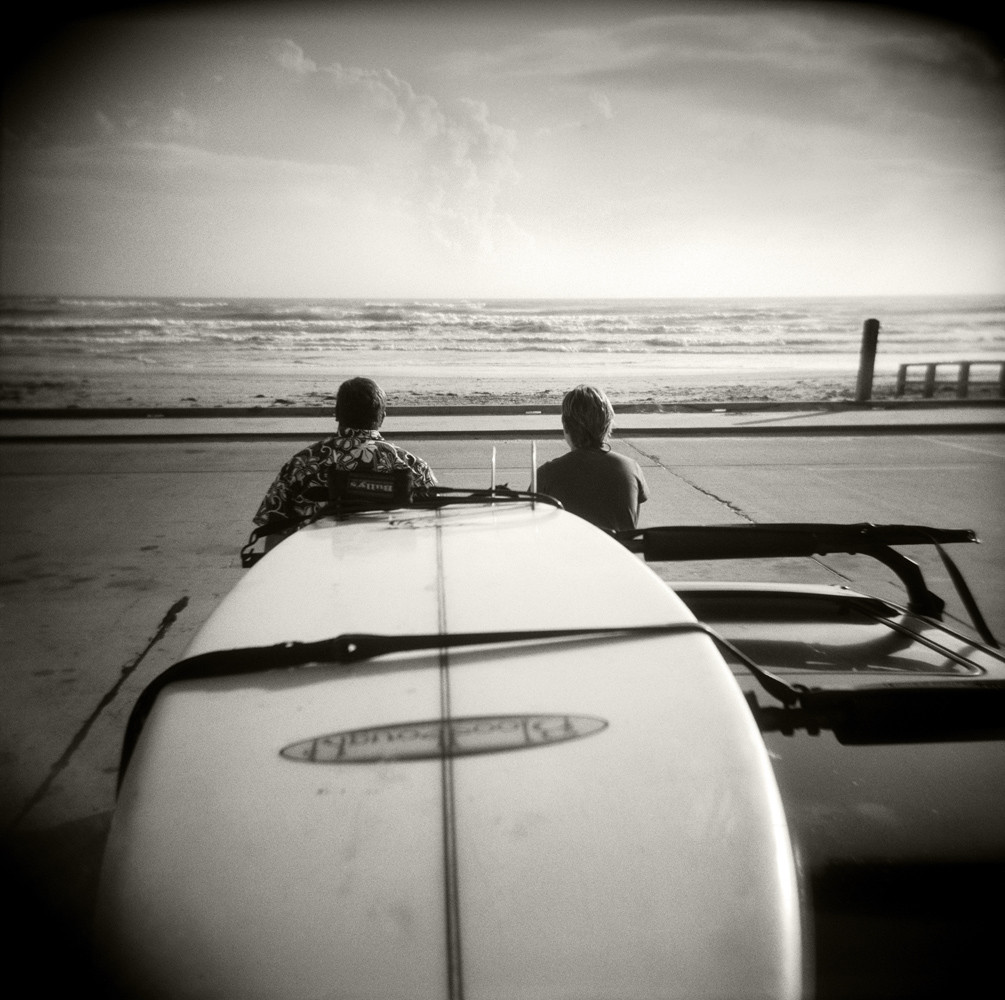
xmin=1 ymin=295 xmax=1001 ymax=368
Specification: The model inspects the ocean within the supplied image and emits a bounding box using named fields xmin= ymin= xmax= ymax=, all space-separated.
xmin=1 ymin=294 xmax=1002 ymax=407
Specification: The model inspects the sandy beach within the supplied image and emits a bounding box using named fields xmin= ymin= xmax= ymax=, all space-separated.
xmin=3 ymin=349 xmax=998 ymax=410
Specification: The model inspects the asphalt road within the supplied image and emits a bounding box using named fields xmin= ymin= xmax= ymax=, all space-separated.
xmin=1 ymin=427 xmax=1003 ymax=942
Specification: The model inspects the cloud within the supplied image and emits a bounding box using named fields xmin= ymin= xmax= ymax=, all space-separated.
xmin=4 ymin=137 xmax=359 ymax=205
xmin=444 ymin=6 xmax=1003 ymax=136
xmin=589 ymin=91 xmax=613 ymax=119
xmin=271 ymin=38 xmax=317 ymax=75
xmin=269 ymin=40 xmax=523 ymax=253
xmin=8 ymin=32 xmax=526 ymax=260
xmin=534 ymin=89 xmax=615 ymax=136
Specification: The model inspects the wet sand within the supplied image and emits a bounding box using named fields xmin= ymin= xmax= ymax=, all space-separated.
xmin=6 ymin=349 xmax=998 ymax=410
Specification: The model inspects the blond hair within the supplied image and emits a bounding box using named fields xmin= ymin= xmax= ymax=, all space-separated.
xmin=561 ymin=384 xmax=614 ymax=449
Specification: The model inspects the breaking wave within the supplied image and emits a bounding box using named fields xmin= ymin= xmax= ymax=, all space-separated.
xmin=1 ymin=294 xmax=1001 ymax=362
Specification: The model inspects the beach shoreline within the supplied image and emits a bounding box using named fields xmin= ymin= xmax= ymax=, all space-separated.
xmin=3 ymin=297 xmax=1002 ymax=410
xmin=3 ymin=354 xmax=1000 ymax=410
xmin=3 ymin=373 xmax=999 ymax=411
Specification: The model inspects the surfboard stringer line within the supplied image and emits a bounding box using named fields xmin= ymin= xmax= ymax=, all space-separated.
xmin=436 ymin=513 xmax=465 ymax=1000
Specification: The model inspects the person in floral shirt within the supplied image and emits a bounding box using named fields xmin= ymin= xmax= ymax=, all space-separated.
xmin=253 ymin=377 xmax=437 ymax=531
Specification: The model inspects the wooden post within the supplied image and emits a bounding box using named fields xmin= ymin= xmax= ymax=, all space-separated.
xmin=923 ymin=363 xmax=937 ymax=398
xmin=956 ymin=362 xmax=971 ymax=399
xmin=895 ymin=364 xmax=908 ymax=397
xmin=855 ymin=318 xmax=880 ymax=402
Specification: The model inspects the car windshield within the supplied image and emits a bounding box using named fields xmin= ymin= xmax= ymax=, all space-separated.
xmin=676 ymin=590 xmax=994 ymax=676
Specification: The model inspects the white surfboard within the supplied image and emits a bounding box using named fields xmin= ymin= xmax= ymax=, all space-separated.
xmin=95 ymin=501 xmax=802 ymax=999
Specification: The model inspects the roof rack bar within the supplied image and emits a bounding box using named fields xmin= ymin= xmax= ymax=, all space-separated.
xmin=615 ymin=523 xmax=977 ymax=561
xmin=615 ymin=523 xmax=981 ymax=621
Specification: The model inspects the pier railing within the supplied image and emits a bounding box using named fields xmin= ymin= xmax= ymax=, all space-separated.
xmin=855 ymin=320 xmax=1004 ymax=402
xmin=894 ymin=361 xmax=1005 ymax=399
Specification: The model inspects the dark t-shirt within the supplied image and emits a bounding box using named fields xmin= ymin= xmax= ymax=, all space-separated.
xmin=535 ymin=447 xmax=649 ymax=531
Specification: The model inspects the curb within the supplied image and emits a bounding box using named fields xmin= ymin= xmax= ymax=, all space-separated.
xmin=2 ymin=421 xmax=1002 ymax=444
xmin=1 ymin=398 xmax=1003 ymax=420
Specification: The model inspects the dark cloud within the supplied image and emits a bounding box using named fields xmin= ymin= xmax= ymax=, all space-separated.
xmin=515 ymin=5 xmax=1004 ymax=136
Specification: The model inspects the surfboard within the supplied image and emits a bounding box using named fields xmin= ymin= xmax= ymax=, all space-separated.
xmin=94 ymin=501 xmax=802 ymax=999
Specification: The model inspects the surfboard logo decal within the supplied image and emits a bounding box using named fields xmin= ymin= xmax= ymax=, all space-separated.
xmin=280 ymin=714 xmax=608 ymax=763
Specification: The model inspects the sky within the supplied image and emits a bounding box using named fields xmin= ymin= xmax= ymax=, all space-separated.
xmin=2 ymin=0 xmax=1003 ymax=299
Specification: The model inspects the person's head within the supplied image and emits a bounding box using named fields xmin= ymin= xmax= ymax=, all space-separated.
xmin=561 ymin=384 xmax=614 ymax=449
xmin=335 ymin=377 xmax=387 ymax=430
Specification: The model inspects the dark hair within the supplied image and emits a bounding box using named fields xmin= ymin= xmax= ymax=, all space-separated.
xmin=335 ymin=377 xmax=387 ymax=430
xmin=561 ymin=384 xmax=614 ymax=449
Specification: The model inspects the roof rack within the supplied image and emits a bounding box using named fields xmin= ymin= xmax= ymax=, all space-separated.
xmin=240 ymin=483 xmax=562 ymax=568
xmin=614 ymin=523 xmax=998 ymax=649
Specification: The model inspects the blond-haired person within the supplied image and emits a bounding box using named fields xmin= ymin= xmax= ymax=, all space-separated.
xmin=534 ymin=385 xmax=648 ymax=532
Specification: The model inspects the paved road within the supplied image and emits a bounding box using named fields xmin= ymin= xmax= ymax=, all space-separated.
xmin=1 ymin=426 xmax=1002 ymax=936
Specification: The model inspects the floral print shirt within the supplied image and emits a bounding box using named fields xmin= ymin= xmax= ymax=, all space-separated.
xmin=253 ymin=428 xmax=437 ymax=527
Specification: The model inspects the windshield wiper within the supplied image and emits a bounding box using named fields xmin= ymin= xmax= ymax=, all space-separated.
xmin=746 ymin=681 xmax=1005 ymax=744
xmin=117 ymin=622 xmax=800 ymax=789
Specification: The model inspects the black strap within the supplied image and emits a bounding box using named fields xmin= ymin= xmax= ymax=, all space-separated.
xmin=240 ymin=521 xmax=293 ymax=567
xmin=116 ymin=621 xmax=800 ymax=791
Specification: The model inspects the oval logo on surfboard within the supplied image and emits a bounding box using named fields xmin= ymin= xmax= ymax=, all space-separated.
xmin=280 ymin=714 xmax=608 ymax=764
